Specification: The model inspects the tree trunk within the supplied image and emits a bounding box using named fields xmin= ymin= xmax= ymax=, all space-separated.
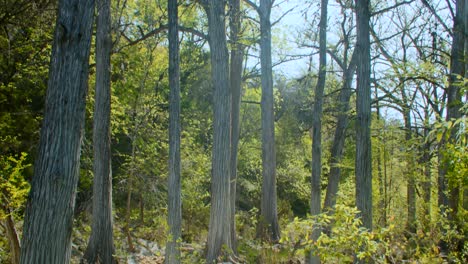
xmin=229 ymin=0 xmax=243 ymax=252
xmin=83 ymin=0 xmax=115 ymax=262
xmin=421 ymin=112 xmax=431 ymax=227
xmin=323 ymin=52 xmax=357 ymax=212
xmin=354 ymin=0 xmax=372 ymax=231
xmin=309 ymin=0 xmax=328 ymax=262
xmin=19 ymin=0 xmax=95 ymax=263
xmin=374 ymin=85 xmax=386 ymax=227
xmin=403 ymin=110 xmax=416 ymax=234
xmin=204 ymin=0 xmax=233 ymax=262
xmin=2 ymin=206 xmax=20 ymax=264
xmin=258 ymin=0 xmax=280 ymax=242
xmin=140 ymin=194 xmax=144 ymax=223
xmin=438 ymin=0 xmax=465 ymax=253
xmin=165 ymin=0 xmax=182 ymax=263
xmin=445 ymin=0 xmax=464 ymax=221
xmin=126 ymin=176 xmax=135 ymax=252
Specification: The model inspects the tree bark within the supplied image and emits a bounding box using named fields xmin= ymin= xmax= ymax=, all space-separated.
xmin=20 ymin=0 xmax=95 ymax=263
xmin=229 ymin=0 xmax=243 ymax=252
xmin=354 ymin=0 xmax=372 ymax=231
xmin=258 ymin=0 xmax=280 ymax=242
xmin=83 ymin=0 xmax=116 ymax=262
xmin=165 ymin=0 xmax=182 ymax=263
xmin=204 ymin=0 xmax=233 ymax=262
xmin=309 ymin=0 xmax=328 ymax=262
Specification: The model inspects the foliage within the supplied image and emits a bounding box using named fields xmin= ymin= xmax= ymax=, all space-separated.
xmin=0 ymin=152 xmax=30 ymax=264
xmin=1 ymin=0 xmax=467 ymax=263
xmin=281 ymin=204 xmax=449 ymax=263
xmin=0 ymin=152 xmax=30 ymax=219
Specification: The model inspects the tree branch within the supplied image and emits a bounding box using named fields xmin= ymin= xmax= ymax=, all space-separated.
xmin=271 ymin=6 xmax=296 ymax=27
xmin=118 ymin=24 xmax=208 ymax=49
xmin=371 ymin=0 xmax=415 ymax=17
xmin=243 ymin=0 xmax=260 ymax=14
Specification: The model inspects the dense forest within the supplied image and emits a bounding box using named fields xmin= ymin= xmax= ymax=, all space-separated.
xmin=0 ymin=0 xmax=467 ymax=263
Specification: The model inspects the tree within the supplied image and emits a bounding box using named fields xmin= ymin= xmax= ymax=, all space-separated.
xmin=258 ymin=0 xmax=280 ymax=242
xmin=19 ymin=0 xmax=95 ymax=263
xmin=354 ymin=0 xmax=372 ymax=230
xmin=229 ymin=0 xmax=244 ymax=250
xmin=321 ymin=0 xmax=357 ymax=215
xmin=309 ymin=0 xmax=328 ymax=262
xmin=437 ymin=0 xmax=465 ymax=253
xmin=82 ymin=0 xmax=116 ymax=262
xmin=244 ymin=0 xmax=280 ymax=242
xmin=203 ymin=0 xmax=233 ymax=262
xmin=165 ymin=0 xmax=182 ymax=263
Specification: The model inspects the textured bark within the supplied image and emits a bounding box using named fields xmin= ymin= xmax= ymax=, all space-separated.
xmin=354 ymin=0 xmax=372 ymax=231
xmin=83 ymin=0 xmax=116 ymax=262
xmin=19 ymin=0 xmax=95 ymax=263
xmin=165 ymin=0 xmax=182 ymax=263
xmin=309 ymin=0 xmax=328 ymax=262
xmin=258 ymin=0 xmax=280 ymax=242
xmin=229 ymin=0 xmax=243 ymax=251
xmin=205 ymin=1 xmax=233 ymax=262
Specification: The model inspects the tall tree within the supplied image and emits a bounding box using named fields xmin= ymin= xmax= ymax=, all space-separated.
xmin=309 ymin=0 xmax=328 ymax=262
xmin=19 ymin=0 xmax=95 ymax=263
xmin=203 ymin=0 xmax=233 ymax=262
xmin=354 ymin=0 xmax=372 ymax=230
xmin=165 ymin=0 xmax=182 ymax=263
xmin=83 ymin=0 xmax=116 ymax=262
xmin=259 ymin=0 xmax=280 ymax=242
xmin=323 ymin=54 xmax=357 ymax=212
xmin=245 ymin=0 xmax=280 ymax=242
xmin=322 ymin=1 xmax=357 ymax=213
xmin=445 ymin=0 xmax=465 ymax=220
xmin=229 ymin=0 xmax=244 ymax=251
xmin=438 ymin=0 xmax=465 ymax=252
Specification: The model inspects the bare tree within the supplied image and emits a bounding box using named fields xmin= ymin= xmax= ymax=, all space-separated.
xmin=20 ymin=0 xmax=95 ymax=263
